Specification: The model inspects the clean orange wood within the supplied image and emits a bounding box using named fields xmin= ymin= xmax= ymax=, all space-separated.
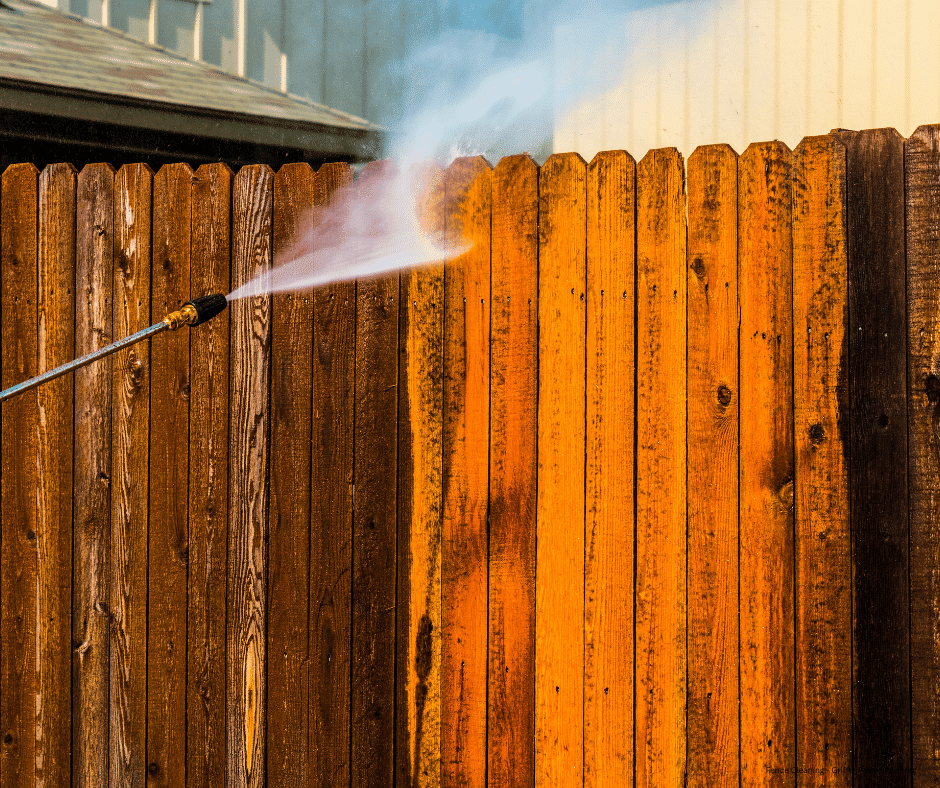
xmin=635 ymin=147 xmax=687 ymax=788
xmin=738 ymin=141 xmax=796 ymax=783
xmin=792 ymin=135 xmax=852 ymax=784
xmin=488 ymin=154 xmax=537 ymax=788
xmin=35 ymin=163 xmax=75 ymax=788
xmin=227 ymin=165 xmax=273 ymax=788
xmin=397 ymin=163 xmax=445 ymax=788
xmin=441 ymin=156 xmax=491 ymax=788
xmin=1 ymin=162 xmax=39 ymax=788
xmin=686 ymin=144 xmax=739 ymax=788
xmin=269 ymin=162 xmax=316 ymax=788
xmin=72 ymin=162 xmax=115 ymax=788
xmin=110 ymin=163 xmax=152 ymax=787
xmin=188 ymin=162 xmax=232 ymax=788
xmin=352 ymin=159 xmax=399 ymax=788
xmin=309 ymin=161 xmax=354 ymax=788
xmin=906 ymin=124 xmax=940 ymax=787
xmin=584 ymin=149 xmax=635 ymax=788
xmin=148 ymin=163 xmax=192 ymax=788
xmin=535 ymin=152 xmax=586 ymax=788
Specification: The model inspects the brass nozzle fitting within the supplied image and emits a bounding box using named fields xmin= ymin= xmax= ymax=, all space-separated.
xmin=163 ymin=303 xmax=199 ymax=330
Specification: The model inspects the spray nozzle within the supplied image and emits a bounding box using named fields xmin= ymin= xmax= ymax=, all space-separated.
xmin=163 ymin=293 xmax=228 ymax=330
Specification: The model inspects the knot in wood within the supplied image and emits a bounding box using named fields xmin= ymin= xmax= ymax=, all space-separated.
xmin=717 ymin=385 xmax=732 ymax=407
xmin=777 ymin=479 xmax=794 ymax=510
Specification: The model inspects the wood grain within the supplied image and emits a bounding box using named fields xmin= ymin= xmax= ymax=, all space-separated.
xmin=686 ymin=144 xmax=739 ymax=788
xmin=72 ymin=162 xmax=115 ymax=788
xmin=35 ymin=162 xmax=76 ymax=788
xmin=148 ymin=163 xmax=192 ymax=788
xmin=111 ymin=163 xmax=152 ymax=788
xmin=906 ymin=124 xmax=940 ymax=788
xmin=188 ymin=162 xmax=232 ymax=788
xmin=738 ymin=141 xmax=795 ymax=784
xmin=792 ymin=135 xmax=852 ymax=785
xmin=396 ymin=163 xmax=444 ymax=788
xmin=635 ymin=147 xmax=687 ymax=788
xmin=488 ymin=154 xmax=537 ymax=788
xmin=441 ymin=156 xmax=491 ymax=788
xmin=844 ymin=128 xmax=912 ymax=785
xmin=1 ymin=162 xmax=39 ymax=788
xmin=584 ymin=150 xmax=635 ymax=788
xmin=227 ymin=164 xmax=273 ymax=788
xmin=352 ymin=160 xmax=399 ymax=788
xmin=269 ymin=162 xmax=315 ymax=788
xmin=309 ymin=161 xmax=354 ymax=788
xmin=535 ymin=152 xmax=586 ymax=788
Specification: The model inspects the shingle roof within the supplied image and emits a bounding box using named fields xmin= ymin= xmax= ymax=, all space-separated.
xmin=0 ymin=0 xmax=383 ymax=158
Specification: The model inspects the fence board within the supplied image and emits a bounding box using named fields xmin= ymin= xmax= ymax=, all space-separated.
xmin=309 ymin=161 xmax=354 ymax=788
xmin=227 ymin=164 xmax=273 ymax=788
xmin=843 ymin=128 xmax=912 ymax=786
xmin=188 ymin=162 xmax=232 ymax=788
xmin=148 ymin=163 xmax=192 ymax=788
xmin=268 ymin=162 xmax=315 ymax=788
xmin=584 ymin=149 xmax=635 ymax=788
xmin=906 ymin=123 xmax=940 ymax=787
xmin=397 ymin=163 xmax=444 ymax=788
xmin=110 ymin=163 xmax=152 ymax=788
xmin=352 ymin=160 xmax=399 ymax=788
xmin=535 ymin=152 xmax=586 ymax=788
xmin=635 ymin=147 xmax=687 ymax=788
xmin=441 ymin=156 xmax=491 ymax=788
xmin=1 ymin=162 xmax=38 ymax=788
xmin=738 ymin=141 xmax=795 ymax=784
xmin=35 ymin=162 xmax=75 ymax=788
xmin=488 ymin=154 xmax=538 ymax=788
xmin=792 ymin=135 xmax=852 ymax=783
xmin=686 ymin=143 xmax=739 ymax=788
xmin=72 ymin=162 xmax=115 ymax=788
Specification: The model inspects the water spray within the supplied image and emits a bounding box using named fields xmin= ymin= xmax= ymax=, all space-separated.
xmin=0 ymin=293 xmax=228 ymax=404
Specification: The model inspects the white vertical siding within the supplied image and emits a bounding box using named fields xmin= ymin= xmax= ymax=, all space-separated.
xmin=323 ymin=0 xmax=366 ymax=117
xmin=556 ymin=0 xmax=940 ymax=161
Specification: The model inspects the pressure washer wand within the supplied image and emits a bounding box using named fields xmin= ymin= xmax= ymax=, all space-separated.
xmin=0 ymin=293 xmax=228 ymax=404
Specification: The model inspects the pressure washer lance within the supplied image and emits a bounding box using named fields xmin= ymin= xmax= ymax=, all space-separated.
xmin=0 ymin=293 xmax=228 ymax=404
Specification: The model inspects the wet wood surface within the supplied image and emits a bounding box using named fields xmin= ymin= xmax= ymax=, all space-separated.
xmin=686 ymin=144 xmax=739 ymax=788
xmin=441 ymin=156 xmax=491 ymax=788
xmin=488 ymin=154 xmax=538 ymax=788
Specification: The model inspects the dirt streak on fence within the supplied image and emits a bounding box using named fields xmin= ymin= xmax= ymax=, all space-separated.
xmin=0 ymin=126 xmax=939 ymax=787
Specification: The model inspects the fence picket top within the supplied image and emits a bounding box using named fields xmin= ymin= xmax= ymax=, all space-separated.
xmin=904 ymin=123 xmax=940 ymax=785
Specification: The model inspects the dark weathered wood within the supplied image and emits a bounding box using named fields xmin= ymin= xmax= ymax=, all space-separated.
xmin=268 ymin=162 xmax=315 ymax=788
xmin=686 ymin=144 xmax=739 ymax=788
xmin=635 ymin=148 xmax=687 ymax=788
xmin=441 ymin=156 xmax=491 ymax=788
xmin=907 ymin=124 xmax=940 ymax=787
xmin=536 ymin=152 xmax=586 ymax=788
xmin=488 ymin=154 xmax=537 ymax=788
xmin=227 ymin=164 xmax=272 ymax=788
xmin=352 ymin=160 xmax=399 ymax=788
xmin=584 ymin=150 xmax=635 ymax=788
xmin=148 ymin=163 xmax=192 ymax=788
xmin=843 ymin=128 xmax=911 ymax=786
xmin=396 ymin=162 xmax=444 ymax=788
xmin=792 ymin=135 xmax=852 ymax=783
xmin=309 ymin=161 xmax=354 ymax=788
xmin=110 ymin=163 xmax=152 ymax=788
xmin=188 ymin=162 xmax=232 ymax=788
xmin=35 ymin=162 xmax=76 ymax=788
xmin=73 ymin=162 xmax=115 ymax=788
xmin=738 ymin=142 xmax=795 ymax=784
xmin=1 ymin=162 xmax=39 ymax=788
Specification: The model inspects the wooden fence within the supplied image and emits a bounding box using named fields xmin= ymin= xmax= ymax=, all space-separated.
xmin=0 ymin=125 xmax=939 ymax=788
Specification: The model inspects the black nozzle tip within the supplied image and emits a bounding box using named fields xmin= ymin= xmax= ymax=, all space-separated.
xmin=184 ymin=293 xmax=228 ymax=327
